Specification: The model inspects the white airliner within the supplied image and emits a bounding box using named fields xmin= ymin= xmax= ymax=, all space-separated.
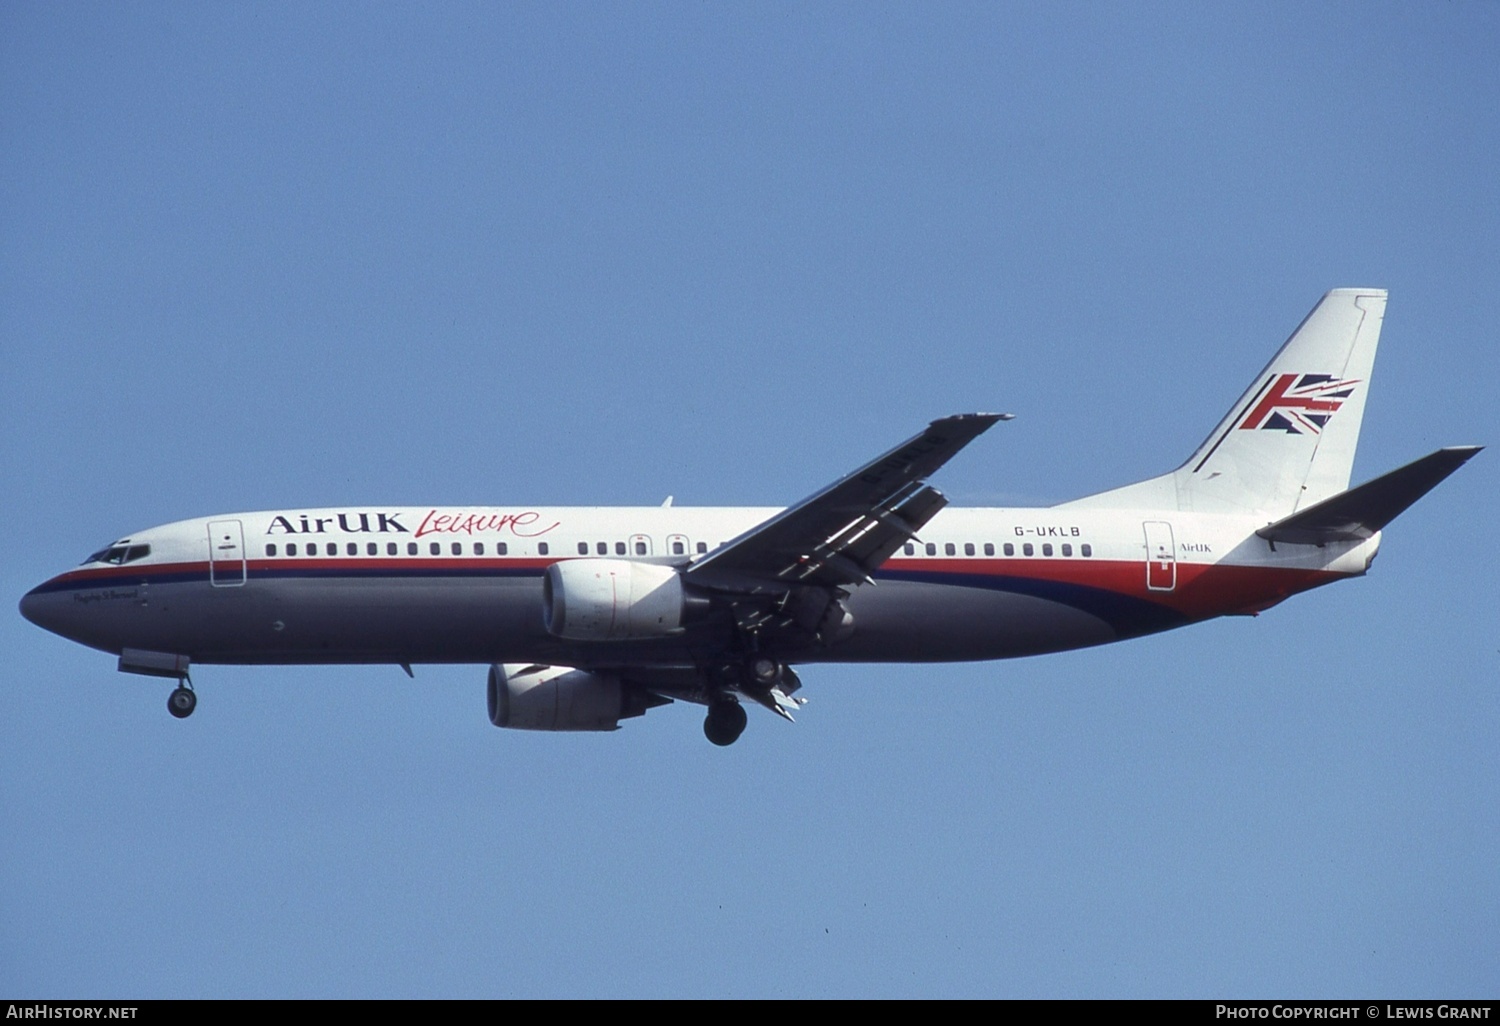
xmin=20 ymin=289 xmax=1480 ymax=745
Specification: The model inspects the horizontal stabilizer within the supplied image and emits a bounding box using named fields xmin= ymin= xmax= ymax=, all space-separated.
xmin=1257 ymin=446 xmax=1482 ymax=544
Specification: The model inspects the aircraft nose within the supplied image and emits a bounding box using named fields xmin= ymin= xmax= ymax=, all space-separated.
xmin=20 ymin=577 xmax=138 ymax=653
xmin=20 ymin=586 xmax=47 ymax=628
xmin=19 ymin=582 xmax=77 ymax=641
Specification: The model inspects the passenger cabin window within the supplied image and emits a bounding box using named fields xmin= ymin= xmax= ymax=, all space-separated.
xmin=696 ymin=542 xmax=707 ymax=554
xmin=367 ymin=542 xmax=378 ymax=556
xmin=1042 ymin=543 xmax=1053 ymax=557
xmin=287 ymin=543 xmax=298 ymax=556
xmin=266 ymin=544 xmax=277 ymax=557
xmin=407 ymin=542 xmax=418 ymax=555
xmin=964 ymin=543 xmax=975 ymax=556
xmin=307 ymin=542 xmax=319 ymax=556
xmin=634 ymin=541 xmax=647 ymax=555
xmin=945 ymin=543 xmax=956 ymax=556
xmin=1023 ymin=543 xmax=1033 ymax=557
xmin=1062 ymin=543 xmax=1072 ymax=557
xmin=387 ymin=542 xmax=398 ymax=556
xmin=1004 ymin=543 xmax=1014 ymax=556
xmin=903 ymin=543 xmax=915 ymax=556
xmin=430 ymin=542 xmax=441 ymax=555
xmin=496 ymin=542 xmax=508 ymax=555
xmin=1081 ymin=544 xmax=1092 ymax=557
xmin=578 ymin=542 xmax=589 ymax=555
xmin=672 ymin=541 xmax=685 ymax=555
xmin=615 ymin=541 xmax=626 ymax=555
xmin=596 ymin=542 xmax=607 ymax=555
xmin=347 ymin=542 xmax=357 ymax=556
xmin=538 ymin=542 xmax=549 ymax=555
xmin=925 ymin=543 xmax=936 ymax=556
xmin=452 ymin=542 xmax=463 ymax=555
xmin=984 ymin=543 xmax=994 ymax=556
xmin=475 ymin=542 xmax=485 ymax=555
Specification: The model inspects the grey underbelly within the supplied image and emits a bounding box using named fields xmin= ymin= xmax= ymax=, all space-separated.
xmin=103 ymin=575 xmax=1117 ymax=667
xmin=825 ymin=580 xmax=1117 ymax=662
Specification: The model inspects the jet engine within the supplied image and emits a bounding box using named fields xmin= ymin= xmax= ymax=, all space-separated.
xmin=542 ymin=559 xmax=706 ymax=641
xmin=488 ymin=663 xmax=665 ymax=731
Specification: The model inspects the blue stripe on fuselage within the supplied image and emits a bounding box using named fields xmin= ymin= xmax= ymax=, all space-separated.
xmin=874 ymin=567 xmax=1190 ymax=638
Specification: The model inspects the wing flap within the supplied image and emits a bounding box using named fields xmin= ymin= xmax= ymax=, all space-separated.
xmin=789 ymin=482 xmax=948 ymax=585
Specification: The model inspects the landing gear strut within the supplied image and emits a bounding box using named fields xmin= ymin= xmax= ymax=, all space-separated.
xmin=703 ymin=700 xmax=747 ymax=747
xmin=167 ymin=684 xmax=197 ymax=719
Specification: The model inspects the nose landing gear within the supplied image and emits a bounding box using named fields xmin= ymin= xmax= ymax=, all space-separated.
xmin=117 ymin=650 xmax=197 ymax=720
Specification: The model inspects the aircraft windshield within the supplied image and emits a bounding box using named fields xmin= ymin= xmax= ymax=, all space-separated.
xmin=82 ymin=544 xmax=150 ymax=566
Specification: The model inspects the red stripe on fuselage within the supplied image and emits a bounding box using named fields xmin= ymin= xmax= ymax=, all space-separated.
xmin=48 ymin=561 xmax=208 ymax=586
xmin=880 ymin=557 xmax=1344 ymax=618
xmin=46 ymin=555 xmax=1346 ymax=620
xmin=41 ymin=557 xmax=558 ymax=588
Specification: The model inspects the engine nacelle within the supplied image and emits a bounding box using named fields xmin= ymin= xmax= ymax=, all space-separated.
xmin=488 ymin=663 xmax=630 ymax=732
xmin=542 ymin=559 xmax=696 ymax=641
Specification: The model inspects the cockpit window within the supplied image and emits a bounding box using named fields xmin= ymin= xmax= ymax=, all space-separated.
xmin=83 ymin=544 xmax=151 ymax=566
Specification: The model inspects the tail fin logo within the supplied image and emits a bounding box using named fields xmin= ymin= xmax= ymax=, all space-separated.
xmin=1238 ymin=373 xmax=1361 ymax=435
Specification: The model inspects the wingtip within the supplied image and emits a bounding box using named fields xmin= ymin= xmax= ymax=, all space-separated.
xmin=936 ymin=412 xmax=1015 ymax=426
xmin=1437 ymin=444 xmax=1484 ymax=462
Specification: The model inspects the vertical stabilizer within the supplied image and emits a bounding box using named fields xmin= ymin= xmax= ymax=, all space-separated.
xmin=1061 ymin=289 xmax=1387 ymax=516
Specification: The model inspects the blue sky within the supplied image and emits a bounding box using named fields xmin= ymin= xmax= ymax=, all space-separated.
xmin=2 ymin=2 xmax=1495 ymax=998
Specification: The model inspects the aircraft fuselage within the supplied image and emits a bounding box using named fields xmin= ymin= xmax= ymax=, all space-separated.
xmin=20 ymin=504 xmax=1376 ymax=669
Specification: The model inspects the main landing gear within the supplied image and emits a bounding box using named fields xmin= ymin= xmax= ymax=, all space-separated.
xmin=699 ymin=654 xmax=806 ymax=746
xmin=703 ymin=699 xmax=748 ymax=747
xmin=167 ymin=683 xmax=197 ymax=719
xmin=745 ymin=654 xmax=782 ymax=687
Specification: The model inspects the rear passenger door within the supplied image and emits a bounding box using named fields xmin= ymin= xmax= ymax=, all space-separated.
xmin=1143 ymin=521 xmax=1176 ymax=592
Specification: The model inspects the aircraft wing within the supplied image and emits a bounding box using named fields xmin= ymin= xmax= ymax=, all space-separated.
xmin=686 ymin=413 xmax=1005 ymax=590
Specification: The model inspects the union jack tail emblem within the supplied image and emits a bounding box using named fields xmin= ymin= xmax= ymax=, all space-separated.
xmin=1238 ymin=373 xmax=1360 ymax=435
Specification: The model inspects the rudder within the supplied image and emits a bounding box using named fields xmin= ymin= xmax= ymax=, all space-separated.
xmin=1061 ymin=288 xmax=1387 ymax=516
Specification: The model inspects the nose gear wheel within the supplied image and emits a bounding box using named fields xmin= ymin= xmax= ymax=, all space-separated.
xmin=168 ymin=685 xmax=197 ymax=719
